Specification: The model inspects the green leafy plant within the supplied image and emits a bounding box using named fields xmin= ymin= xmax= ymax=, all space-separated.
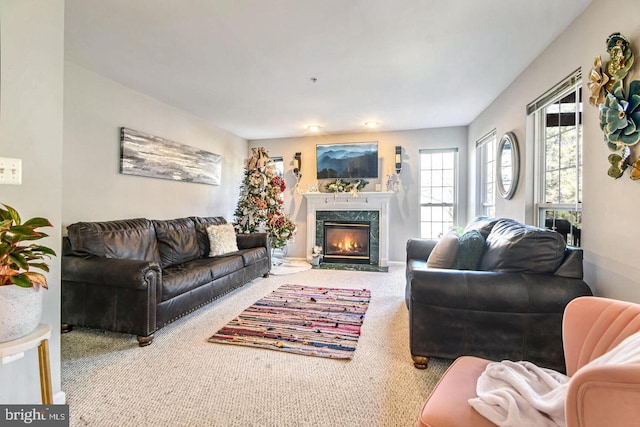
xmin=0 ymin=204 xmax=55 ymax=289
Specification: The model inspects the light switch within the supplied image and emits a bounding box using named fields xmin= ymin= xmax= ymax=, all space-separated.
xmin=0 ymin=157 xmax=22 ymax=185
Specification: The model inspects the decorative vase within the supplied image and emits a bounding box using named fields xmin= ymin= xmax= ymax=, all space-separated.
xmin=0 ymin=285 xmax=43 ymax=343
xmin=271 ymin=244 xmax=289 ymax=266
xmin=310 ymin=255 xmax=322 ymax=266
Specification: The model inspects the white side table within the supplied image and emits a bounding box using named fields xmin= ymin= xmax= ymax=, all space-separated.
xmin=0 ymin=324 xmax=53 ymax=404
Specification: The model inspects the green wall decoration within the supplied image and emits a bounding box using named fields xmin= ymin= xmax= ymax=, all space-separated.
xmin=589 ymin=32 xmax=640 ymax=180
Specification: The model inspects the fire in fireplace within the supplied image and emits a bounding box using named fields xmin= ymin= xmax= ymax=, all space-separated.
xmin=323 ymin=221 xmax=371 ymax=263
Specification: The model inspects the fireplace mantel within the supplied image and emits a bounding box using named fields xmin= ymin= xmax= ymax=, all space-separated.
xmin=303 ymin=192 xmax=393 ymax=267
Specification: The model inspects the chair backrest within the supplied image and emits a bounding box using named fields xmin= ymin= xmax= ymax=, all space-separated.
xmin=563 ymin=296 xmax=640 ymax=376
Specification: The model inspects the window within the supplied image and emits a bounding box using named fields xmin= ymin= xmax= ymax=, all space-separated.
xmin=419 ymin=149 xmax=458 ymax=239
xmin=528 ymin=70 xmax=582 ymax=246
xmin=477 ymin=130 xmax=497 ymax=217
xmin=271 ymin=156 xmax=284 ymax=178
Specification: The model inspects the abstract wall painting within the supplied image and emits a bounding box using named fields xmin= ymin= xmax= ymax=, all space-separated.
xmin=120 ymin=127 xmax=222 ymax=185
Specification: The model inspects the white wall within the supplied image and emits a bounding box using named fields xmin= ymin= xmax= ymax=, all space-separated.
xmin=0 ymin=0 xmax=64 ymax=403
xmin=63 ymin=62 xmax=248 ymax=225
xmin=467 ymin=0 xmax=640 ymax=301
xmin=250 ymin=126 xmax=468 ymax=261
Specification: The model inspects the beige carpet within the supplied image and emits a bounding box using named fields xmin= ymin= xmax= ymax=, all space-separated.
xmin=61 ymin=263 xmax=451 ymax=427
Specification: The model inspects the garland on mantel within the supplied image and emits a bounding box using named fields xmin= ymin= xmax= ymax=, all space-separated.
xmin=323 ymin=179 xmax=369 ymax=194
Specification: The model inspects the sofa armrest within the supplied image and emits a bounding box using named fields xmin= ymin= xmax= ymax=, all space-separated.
xmin=406 ymin=238 xmax=438 ymax=262
xmin=555 ymin=246 xmax=584 ymax=279
xmin=61 ymin=254 xmax=162 ymax=337
xmin=237 ymin=232 xmax=272 ymax=267
xmin=62 ymin=255 xmax=161 ymax=290
xmin=566 ymin=364 xmax=640 ymax=427
xmin=236 ymin=232 xmax=270 ymax=250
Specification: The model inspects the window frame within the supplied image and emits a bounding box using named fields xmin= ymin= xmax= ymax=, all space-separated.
xmin=271 ymin=156 xmax=284 ymax=178
xmin=418 ymin=148 xmax=459 ymax=239
xmin=528 ymin=69 xmax=583 ymax=246
xmin=476 ymin=130 xmax=497 ymax=217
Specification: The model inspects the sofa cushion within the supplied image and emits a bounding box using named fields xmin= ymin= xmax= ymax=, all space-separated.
xmin=239 ymin=247 xmax=268 ymax=266
xmin=160 ymin=255 xmax=246 ymax=300
xmin=161 ymin=259 xmax=216 ymax=301
xmin=190 ymin=216 xmax=227 ymax=257
xmin=153 ymin=218 xmax=200 ymax=268
xmin=208 ymin=254 xmax=245 ymax=280
xmin=455 ymin=230 xmax=485 ymax=270
xmin=427 ymin=231 xmax=459 ymax=269
xmin=479 ymin=219 xmax=566 ymax=274
xmin=207 ymin=223 xmax=239 ymax=257
xmin=464 ymin=216 xmax=501 ymax=238
xmin=67 ymin=218 xmax=160 ymax=262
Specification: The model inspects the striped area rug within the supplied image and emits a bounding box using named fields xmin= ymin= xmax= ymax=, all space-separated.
xmin=208 ymin=284 xmax=371 ymax=359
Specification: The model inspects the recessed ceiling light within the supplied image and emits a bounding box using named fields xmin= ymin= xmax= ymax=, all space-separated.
xmin=308 ymin=125 xmax=321 ymax=132
xmin=364 ymin=120 xmax=379 ymax=128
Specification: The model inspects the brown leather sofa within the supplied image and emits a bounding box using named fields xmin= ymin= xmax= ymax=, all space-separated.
xmin=61 ymin=216 xmax=271 ymax=346
xmin=406 ymin=217 xmax=592 ymax=372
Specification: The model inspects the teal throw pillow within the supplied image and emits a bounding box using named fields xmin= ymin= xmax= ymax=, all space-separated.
xmin=455 ymin=230 xmax=485 ymax=270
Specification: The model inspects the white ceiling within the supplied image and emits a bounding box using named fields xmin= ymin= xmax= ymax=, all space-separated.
xmin=64 ymin=0 xmax=592 ymax=140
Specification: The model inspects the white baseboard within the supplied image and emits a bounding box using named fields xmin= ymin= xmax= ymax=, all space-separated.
xmin=54 ymin=390 xmax=66 ymax=404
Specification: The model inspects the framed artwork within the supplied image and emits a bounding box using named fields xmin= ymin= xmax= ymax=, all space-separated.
xmin=120 ymin=127 xmax=222 ymax=185
xmin=316 ymin=142 xmax=378 ymax=179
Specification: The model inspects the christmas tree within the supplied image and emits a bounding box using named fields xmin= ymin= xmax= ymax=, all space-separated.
xmin=234 ymin=147 xmax=297 ymax=249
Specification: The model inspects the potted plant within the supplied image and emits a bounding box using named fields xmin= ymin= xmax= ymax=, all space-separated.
xmin=310 ymin=245 xmax=323 ymax=266
xmin=0 ymin=203 xmax=55 ymax=342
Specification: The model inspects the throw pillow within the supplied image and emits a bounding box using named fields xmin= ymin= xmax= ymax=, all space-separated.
xmin=207 ymin=223 xmax=239 ymax=257
xmin=455 ymin=230 xmax=485 ymax=270
xmin=191 ymin=216 xmax=227 ymax=257
xmin=427 ymin=230 xmax=460 ymax=269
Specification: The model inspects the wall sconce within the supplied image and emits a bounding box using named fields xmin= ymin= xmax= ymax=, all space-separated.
xmin=395 ymin=146 xmax=402 ymax=175
xmin=293 ymin=152 xmax=302 ymax=179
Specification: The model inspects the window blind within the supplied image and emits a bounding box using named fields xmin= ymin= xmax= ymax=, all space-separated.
xmin=476 ymin=129 xmax=497 ymax=148
xmin=526 ymin=68 xmax=582 ymax=115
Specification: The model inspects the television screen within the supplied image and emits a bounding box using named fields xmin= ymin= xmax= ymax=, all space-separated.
xmin=316 ymin=142 xmax=378 ymax=179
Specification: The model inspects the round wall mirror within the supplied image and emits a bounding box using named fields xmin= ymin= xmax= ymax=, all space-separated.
xmin=496 ymin=132 xmax=520 ymax=200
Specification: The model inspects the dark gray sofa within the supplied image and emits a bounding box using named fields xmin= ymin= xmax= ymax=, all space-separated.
xmin=61 ymin=216 xmax=271 ymax=346
xmin=405 ymin=217 xmax=592 ymax=372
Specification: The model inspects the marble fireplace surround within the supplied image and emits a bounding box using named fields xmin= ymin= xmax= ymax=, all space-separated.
xmin=303 ymin=192 xmax=393 ymax=267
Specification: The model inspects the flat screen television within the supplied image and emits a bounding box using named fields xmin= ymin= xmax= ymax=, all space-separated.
xmin=316 ymin=142 xmax=378 ymax=179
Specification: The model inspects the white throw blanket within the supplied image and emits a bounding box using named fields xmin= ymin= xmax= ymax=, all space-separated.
xmin=468 ymin=331 xmax=640 ymax=427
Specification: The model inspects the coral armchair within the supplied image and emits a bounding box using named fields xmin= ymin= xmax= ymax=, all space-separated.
xmin=563 ymin=296 xmax=640 ymax=427
xmin=416 ymin=296 xmax=640 ymax=427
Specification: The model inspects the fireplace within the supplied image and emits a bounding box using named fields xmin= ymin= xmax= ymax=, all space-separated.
xmin=304 ymin=192 xmax=392 ymax=270
xmin=323 ymin=221 xmax=371 ymax=264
